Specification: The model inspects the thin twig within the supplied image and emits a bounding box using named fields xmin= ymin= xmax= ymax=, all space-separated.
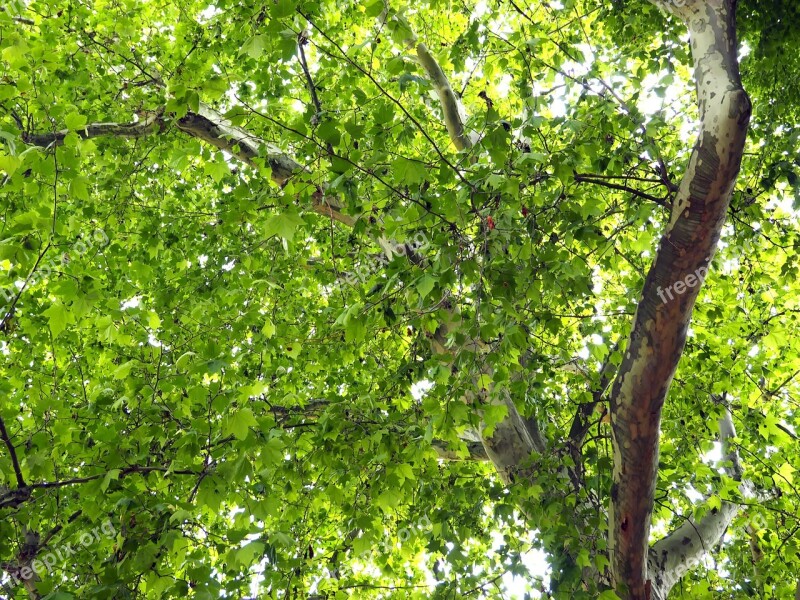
xmin=574 ymin=173 xmax=670 ymax=207
xmin=297 ymin=30 xmax=323 ymax=120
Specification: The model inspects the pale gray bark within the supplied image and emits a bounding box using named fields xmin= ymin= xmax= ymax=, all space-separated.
xmin=647 ymin=409 xmax=743 ymax=599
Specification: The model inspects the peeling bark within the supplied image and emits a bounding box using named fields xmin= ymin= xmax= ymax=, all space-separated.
xmin=608 ymin=1 xmax=751 ymax=596
xmin=173 ymin=104 xmax=301 ymax=184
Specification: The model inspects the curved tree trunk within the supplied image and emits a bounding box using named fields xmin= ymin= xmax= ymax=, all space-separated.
xmin=608 ymin=1 xmax=751 ymax=597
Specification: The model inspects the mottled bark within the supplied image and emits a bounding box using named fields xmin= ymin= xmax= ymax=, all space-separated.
xmin=608 ymin=0 xmax=751 ymax=596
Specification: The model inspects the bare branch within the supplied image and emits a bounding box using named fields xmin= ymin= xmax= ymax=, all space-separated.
xmin=0 ymin=6 xmax=34 ymax=25
xmin=384 ymin=8 xmax=474 ymax=151
xmin=0 ymin=416 xmax=25 ymax=488
xmin=21 ymin=103 xmax=363 ymax=226
xmin=412 ymin=42 xmax=473 ymax=151
xmin=172 ymin=104 xmax=301 ymax=184
xmin=296 ymin=30 xmax=323 ymax=122
xmin=573 ymin=173 xmax=670 ymax=207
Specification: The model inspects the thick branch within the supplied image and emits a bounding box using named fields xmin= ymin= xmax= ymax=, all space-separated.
xmin=172 ymin=104 xmax=301 ymax=183
xmin=21 ymin=104 xmax=357 ymax=225
xmin=647 ymin=409 xmax=743 ymax=599
xmin=413 ymin=42 xmax=472 ymax=151
xmin=22 ymin=110 xmax=164 ymax=147
xmin=608 ymin=1 xmax=751 ymax=596
xmin=378 ymin=3 xmax=473 ymax=150
xmin=381 ymin=7 xmax=473 ymax=151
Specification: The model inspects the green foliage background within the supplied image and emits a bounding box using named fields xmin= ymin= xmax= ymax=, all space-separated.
xmin=0 ymin=0 xmax=799 ymax=597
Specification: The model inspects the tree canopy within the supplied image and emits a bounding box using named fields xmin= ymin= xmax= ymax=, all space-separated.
xmin=1 ymin=0 xmax=799 ymax=598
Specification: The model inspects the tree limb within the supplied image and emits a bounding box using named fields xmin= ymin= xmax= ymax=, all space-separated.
xmin=0 ymin=416 xmax=25 ymax=488
xmin=573 ymin=173 xmax=670 ymax=208
xmin=0 ymin=6 xmax=34 ymax=25
xmin=383 ymin=7 xmax=473 ymax=151
xmin=647 ymin=408 xmax=743 ymax=599
xmin=21 ymin=103 xmax=359 ymax=226
xmin=21 ymin=109 xmax=164 ymax=148
xmin=0 ymin=464 xmax=203 ymax=510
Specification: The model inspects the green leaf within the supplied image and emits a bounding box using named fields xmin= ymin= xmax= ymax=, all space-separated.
xmin=65 ymin=112 xmax=88 ymax=130
xmin=113 ymin=360 xmax=136 ymax=380
xmin=175 ymin=352 xmax=195 ymax=371
xmin=365 ymin=0 xmax=385 ymax=17
xmin=262 ymin=317 xmax=275 ymax=338
xmin=232 ymin=541 xmax=264 ymax=567
xmin=226 ymin=408 xmax=258 ymax=440
xmin=264 ymin=211 xmax=305 ymax=241
xmin=392 ymin=157 xmax=427 ymax=185
xmin=101 ymin=469 xmax=121 ymax=492
xmin=417 ymin=275 xmax=435 ymax=299
xmin=0 ymin=153 xmax=21 ymax=176
xmin=187 ymin=91 xmax=200 ymax=114
xmin=147 ymin=311 xmax=161 ymax=329
xmin=242 ymin=35 xmax=266 ymax=59
xmin=69 ymin=176 xmax=90 ymax=201
xmin=43 ymin=303 xmax=68 ymax=338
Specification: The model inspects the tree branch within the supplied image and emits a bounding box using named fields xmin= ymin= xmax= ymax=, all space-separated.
xmin=20 ymin=103 xmax=361 ymax=226
xmin=296 ymin=30 xmax=323 ymax=122
xmin=383 ymin=7 xmax=473 ymax=151
xmin=28 ymin=464 xmax=202 ymax=490
xmin=0 ymin=416 xmax=25 ymax=489
xmin=21 ymin=109 xmax=164 ymax=148
xmin=573 ymin=173 xmax=670 ymax=207
xmin=608 ymin=0 xmax=751 ymax=595
xmin=647 ymin=408 xmax=743 ymax=599
xmin=0 ymin=6 xmax=34 ymax=25
xmin=0 ymin=464 xmax=203 ymax=510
